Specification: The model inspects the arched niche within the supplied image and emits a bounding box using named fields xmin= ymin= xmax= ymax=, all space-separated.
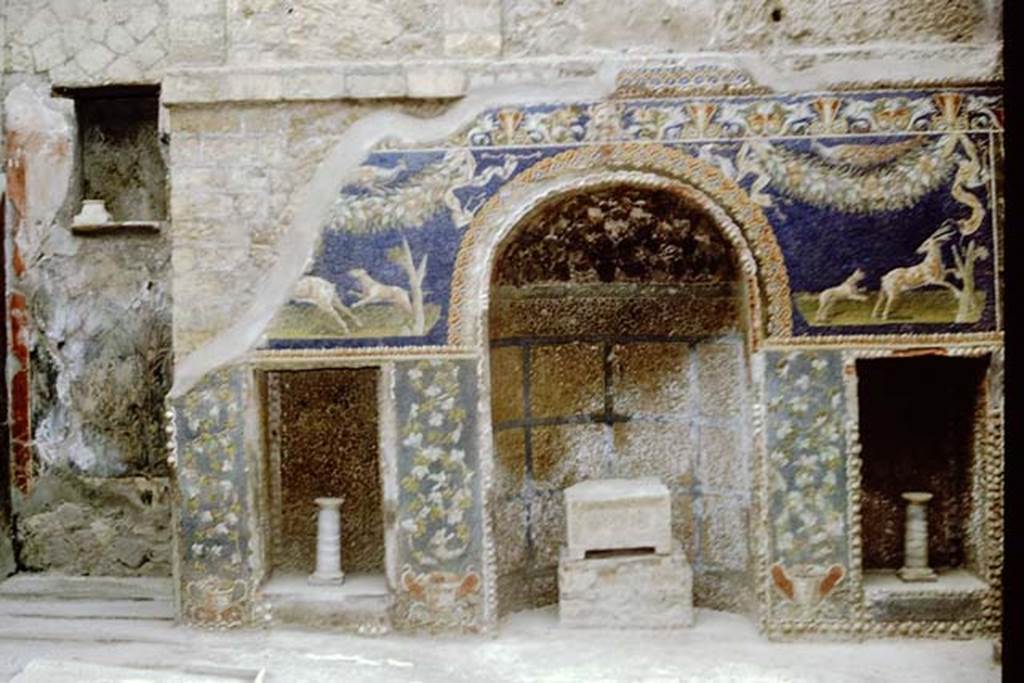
xmin=447 ymin=143 xmax=793 ymax=350
xmin=475 ymin=179 xmax=765 ymax=619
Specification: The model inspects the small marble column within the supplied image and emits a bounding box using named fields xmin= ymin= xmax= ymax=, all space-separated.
xmin=309 ymin=497 xmax=345 ymax=585
xmin=898 ymin=491 xmax=937 ymax=582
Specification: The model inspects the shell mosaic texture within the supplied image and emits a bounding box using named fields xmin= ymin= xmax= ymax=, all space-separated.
xmin=264 ymin=87 xmax=1003 ymax=349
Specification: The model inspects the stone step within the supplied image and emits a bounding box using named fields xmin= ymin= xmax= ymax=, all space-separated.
xmin=0 ymin=615 xmax=185 ymax=644
xmin=0 ymin=598 xmax=174 ymax=620
xmin=11 ymin=660 xmax=265 ymax=683
xmin=260 ymin=573 xmax=392 ymax=633
xmin=0 ymin=574 xmax=173 ymax=601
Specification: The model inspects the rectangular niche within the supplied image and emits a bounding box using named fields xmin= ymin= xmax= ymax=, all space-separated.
xmin=62 ymin=85 xmax=167 ymax=222
xmin=269 ymin=368 xmax=384 ymax=577
xmin=856 ymin=355 xmax=989 ymax=575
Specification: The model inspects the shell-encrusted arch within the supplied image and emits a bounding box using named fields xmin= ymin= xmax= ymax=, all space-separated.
xmin=447 ymin=143 xmax=793 ymax=347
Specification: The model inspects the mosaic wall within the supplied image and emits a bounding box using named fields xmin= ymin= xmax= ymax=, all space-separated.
xmin=763 ymin=350 xmax=852 ymax=622
xmin=392 ymin=358 xmax=485 ymax=631
xmin=170 ymin=74 xmax=1004 ymax=638
xmin=262 ymin=87 xmax=1003 ymax=350
xmin=172 ymin=366 xmax=260 ymax=628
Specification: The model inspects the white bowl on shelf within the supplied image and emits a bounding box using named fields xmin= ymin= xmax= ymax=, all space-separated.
xmin=72 ymin=199 xmax=112 ymax=226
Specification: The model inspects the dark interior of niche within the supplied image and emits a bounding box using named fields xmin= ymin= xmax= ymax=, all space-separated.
xmin=492 ymin=186 xmax=737 ymax=287
xmin=70 ymin=86 xmax=166 ymax=222
xmin=274 ymin=368 xmax=384 ymax=575
xmin=856 ymin=355 xmax=988 ymax=571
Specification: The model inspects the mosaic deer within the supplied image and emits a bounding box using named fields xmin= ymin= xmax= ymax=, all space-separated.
xmin=872 ymin=222 xmax=957 ymax=320
xmin=290 ymin=275 xmax=361 ymax=333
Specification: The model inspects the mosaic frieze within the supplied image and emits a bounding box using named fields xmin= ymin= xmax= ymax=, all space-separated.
xmin=393 ymin=359 xmax=484 ymax=631
xmin=435 ymin=91 xmax=1001 ymax=148
xmin=262 ymin=86 xmax=1001 ymax=350
xmin=171 ymin=366 xmax=257 ymax=627
xmin=764 ymin=350 xmax=851 ymax=621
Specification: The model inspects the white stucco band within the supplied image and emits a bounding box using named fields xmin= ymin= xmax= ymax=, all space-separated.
xmin=160 ymin=45 xmax=1002 ymax=106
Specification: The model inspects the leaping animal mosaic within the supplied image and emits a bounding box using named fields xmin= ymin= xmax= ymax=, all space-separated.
xmin=873 ymin=224 xmax=956 ymax=321
xmin=289 ymin=276 xmax=361 ymax=333
xmin=815 ymin=269 xmax=868 ymax=323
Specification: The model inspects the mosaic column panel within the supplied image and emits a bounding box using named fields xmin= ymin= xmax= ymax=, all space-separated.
xmin=763 ymin=350 xmax=852 ymax=622
xmin=171 ymin=366 xmax=261 ymax=628
xmin=392 ymin=359 xmax=484 ymax=632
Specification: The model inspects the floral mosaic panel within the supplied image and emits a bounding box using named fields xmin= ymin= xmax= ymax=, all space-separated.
xmin=172 ymin=366 xmax=258 ymax=627
xmin=262 ymin=87 xmax=1001 ymax=350
xmin=764 ymin=350 xmax=851 ymax=621
xmin=393 ymin=359 xmax=484 ymax=631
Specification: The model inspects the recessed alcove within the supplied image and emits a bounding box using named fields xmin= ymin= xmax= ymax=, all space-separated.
xmin=856 ymin=355 xmax=989 ymax=579
xmin=487 ymin=185 xmax=756 ymax=617
xmin=57 ymin=85 xmax=167 ymax=224
xmin=259 ymin=367 xmax=389 ymax=629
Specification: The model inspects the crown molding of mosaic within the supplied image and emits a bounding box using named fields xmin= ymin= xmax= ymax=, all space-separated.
xmin=246 ymin=346 xmax=480 ymax=370
xmin=382 ymin=88 xmax=1001 ymax=150
xmin=763 ymin=332 xmax=1003 ymax=350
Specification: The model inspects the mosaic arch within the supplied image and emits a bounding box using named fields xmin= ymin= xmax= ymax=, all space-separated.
xmin=448 ymin=144 xmax=791 ymax=348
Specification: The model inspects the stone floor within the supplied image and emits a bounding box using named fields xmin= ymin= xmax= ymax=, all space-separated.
xmin=0 ymin=605 xmax=1001 ymax=682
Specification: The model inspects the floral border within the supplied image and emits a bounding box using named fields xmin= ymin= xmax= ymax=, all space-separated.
xmin=392 ymin=359 xmax=485 ymax=631
xmin=171 ymin=366 xmax=259 ymax=628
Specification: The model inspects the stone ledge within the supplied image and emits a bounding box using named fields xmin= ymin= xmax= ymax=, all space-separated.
xmin=862 ymin=569 xmax=989 ymax=623
xmin=159 ymin=44 xmax=1002 ymax=105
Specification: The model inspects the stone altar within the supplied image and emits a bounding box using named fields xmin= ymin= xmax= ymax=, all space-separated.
xmin=563 ymin=478 xmax=672 ymax=560
xmin=559 ymin=478 xmax=693 ymax=628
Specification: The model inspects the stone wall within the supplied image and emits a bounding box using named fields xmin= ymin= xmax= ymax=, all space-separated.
xmin=3 ymin=83 xmax=172 ymax=576
xmin=14 ymin=473 xmax=171 ymax=576
xmin=504 ymin=0 xmax=998 ymax=56
xmin=490 ymin=289 xmax=753 ymax=614
xmin=3 ymin=0 xmax=167 ymax=85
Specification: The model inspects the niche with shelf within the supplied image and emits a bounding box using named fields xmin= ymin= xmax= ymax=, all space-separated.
xmin=856 ymin=355 xmax=989 ymax=581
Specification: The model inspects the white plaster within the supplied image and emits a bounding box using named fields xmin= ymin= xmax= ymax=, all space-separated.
xmin=169 ymin=64 xmax=622 ymax=397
